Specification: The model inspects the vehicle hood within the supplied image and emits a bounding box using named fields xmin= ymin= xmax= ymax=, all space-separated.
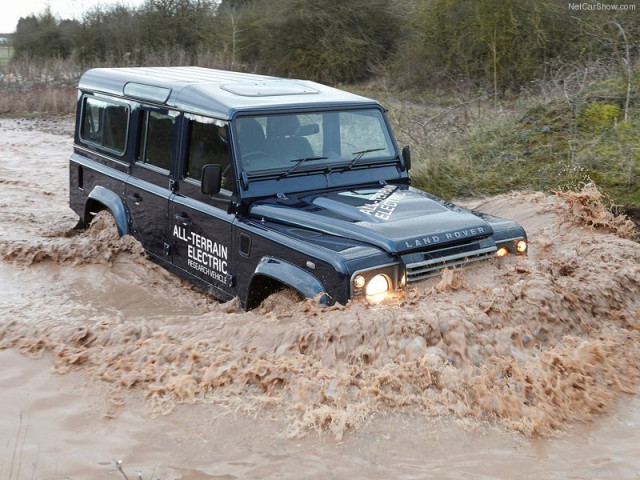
xmin=249 ymin=185 xmax=493 ymax=254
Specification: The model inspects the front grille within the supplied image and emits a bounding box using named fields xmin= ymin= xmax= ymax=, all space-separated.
xmin=405 ymin=246 xmax=497 ymax=282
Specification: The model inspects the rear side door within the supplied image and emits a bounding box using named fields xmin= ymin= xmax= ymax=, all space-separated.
xmin=170 ymin=115 xmax=237 ymax=301
xmin=125 ymin=108 xmax=179 ymax=260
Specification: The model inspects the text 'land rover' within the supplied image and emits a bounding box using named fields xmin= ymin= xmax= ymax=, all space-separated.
xmin=69 ymin=67 xmax=528 ymax=309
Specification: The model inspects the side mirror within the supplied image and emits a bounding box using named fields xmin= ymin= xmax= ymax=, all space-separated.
xmin=402 ymin=145 xmax=411 ymax=171
xmin=201 ymin=164 xmax=222 ymax=195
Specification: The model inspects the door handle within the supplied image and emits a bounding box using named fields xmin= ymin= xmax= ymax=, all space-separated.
xmin=174 ymin=212 xmax=191 ymax=226
xmin=127 ymin=193 xmax=142 ymax=205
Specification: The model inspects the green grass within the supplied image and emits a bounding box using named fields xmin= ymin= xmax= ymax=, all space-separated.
xmin=369 ymin=70 xmax=640 ymax=218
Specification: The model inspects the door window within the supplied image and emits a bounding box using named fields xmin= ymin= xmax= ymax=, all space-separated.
xmin=137 ymin=110 xmax=175 ymax=172
xmin=186 ymin=119 xmax=234 ymax=191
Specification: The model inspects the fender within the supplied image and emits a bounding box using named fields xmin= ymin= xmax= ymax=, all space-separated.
xmin=253 ymin=256 xmax=328 ymax=304
xmin=86 ymin=185 xmax=130 ymax=236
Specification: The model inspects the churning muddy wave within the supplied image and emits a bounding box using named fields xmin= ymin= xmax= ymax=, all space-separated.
xmin=0 ymin=119 xmax=638 ymax=439
xmin=1 ymin=210 xmax=145 ymax=266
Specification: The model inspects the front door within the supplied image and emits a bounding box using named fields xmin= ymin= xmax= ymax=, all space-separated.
xmin=171 ymin=193 xmax=235 ymax=301
xmin=170 ymin=116 xmax=237 ymax=301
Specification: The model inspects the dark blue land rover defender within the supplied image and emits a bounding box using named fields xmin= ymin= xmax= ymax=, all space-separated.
xmin=69 ymin=67 xmax=527 ymax=309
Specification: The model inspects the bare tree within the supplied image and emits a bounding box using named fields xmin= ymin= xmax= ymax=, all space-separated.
xmin=606 ymin=21 xmax=632 ymax=122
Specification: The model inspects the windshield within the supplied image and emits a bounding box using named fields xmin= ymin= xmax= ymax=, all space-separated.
xmin=234 ymin=108 xmax=396 ymax=175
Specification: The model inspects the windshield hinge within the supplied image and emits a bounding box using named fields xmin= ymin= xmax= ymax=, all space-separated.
xmin=241 ymin=171 xmax=249 ymax=190
xmin=277 ymin=192 xmax=289 ymax=200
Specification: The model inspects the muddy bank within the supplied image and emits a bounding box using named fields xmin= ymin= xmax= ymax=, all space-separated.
xmin=0 ymin=118 xmax=639 ymax=446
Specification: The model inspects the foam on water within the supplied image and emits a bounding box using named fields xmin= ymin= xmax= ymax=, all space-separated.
xmin=1 ymin=118 xmax=638 ymax=443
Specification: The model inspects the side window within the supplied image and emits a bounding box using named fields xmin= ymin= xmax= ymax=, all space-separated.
xmin=186 ymin=119 xmax=233 ymax=191
xmin=137 ymin=110 xmax=175 ymax=171
xmin=80 ymin=97 xmax=129 ymax=154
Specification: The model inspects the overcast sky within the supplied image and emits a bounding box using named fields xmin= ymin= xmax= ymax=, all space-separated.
xmin=1 ymin=0 xmax=146 ymax=34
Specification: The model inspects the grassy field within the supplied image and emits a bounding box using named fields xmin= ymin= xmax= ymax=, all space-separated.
xmin=0 ymin=45 xmax=13 ymax=66
xmin=361 ymin=69 xmax=640 ymax=226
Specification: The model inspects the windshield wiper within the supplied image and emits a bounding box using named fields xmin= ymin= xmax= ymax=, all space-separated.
xmin=280 ymin=156 xmax=328 ymax=178
xmin=347 ymin=148 xmax=386 ymax=169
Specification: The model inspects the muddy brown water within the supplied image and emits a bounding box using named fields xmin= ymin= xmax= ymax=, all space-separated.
xmin=0 ymin=118 xmax=639 ymax=479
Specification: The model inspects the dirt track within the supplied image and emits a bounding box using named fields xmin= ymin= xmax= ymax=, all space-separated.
xmin=1 ymin=117 xmax=639 ymax=479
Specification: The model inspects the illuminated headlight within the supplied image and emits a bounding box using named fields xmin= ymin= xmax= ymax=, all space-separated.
xmin=496 ymin=247 xmax=509 ymax=257
xmin=516 ymin=240 xmax=527 ymax=254
xmin=366 ymin=274 xmax=389 ymax=296
xmin=351 ymin=265 xmax=399 ymax=300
